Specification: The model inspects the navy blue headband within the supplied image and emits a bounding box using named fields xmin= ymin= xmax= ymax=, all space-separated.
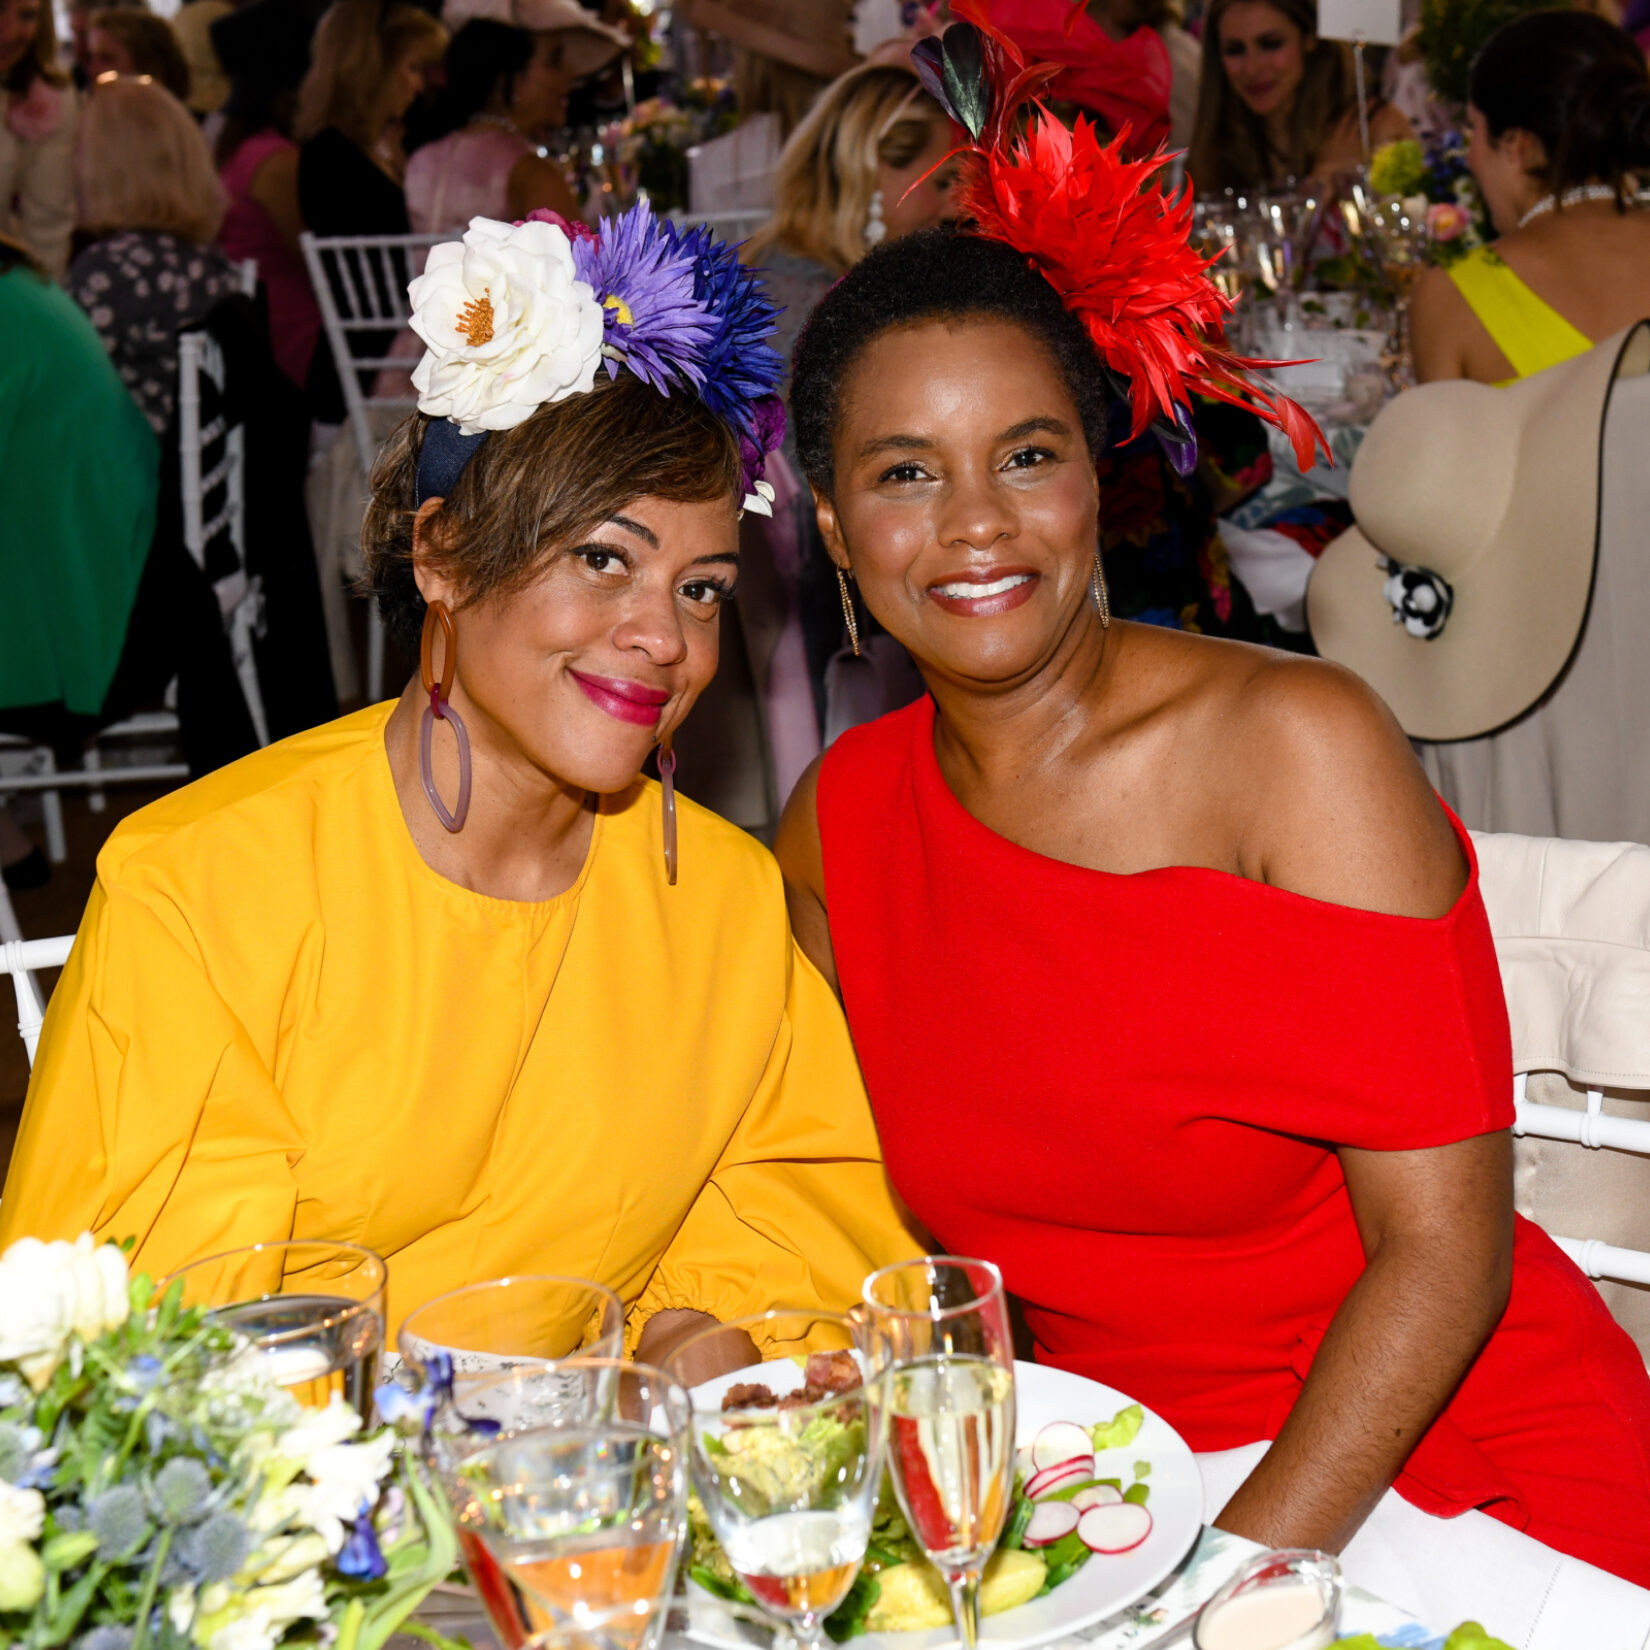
xmin=416 ymin=419 xmax=489 ymax=505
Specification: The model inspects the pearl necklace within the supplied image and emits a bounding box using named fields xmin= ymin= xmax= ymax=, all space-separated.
xmin=471 ymin=112 xmax=524 ymax=138
xmin=1518 ymin=184 xmax=1620 ymax=229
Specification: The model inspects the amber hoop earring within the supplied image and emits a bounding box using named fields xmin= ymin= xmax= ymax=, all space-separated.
xmin=658 ymin=743 xmax=679 ymax=886
xmin=1091 ymin=553 xmax=1111 ymax=630
xmin=419 ymin=600 xmax=472 ymax=832
xmin=836 ymin=566 xmax=861 ymax=657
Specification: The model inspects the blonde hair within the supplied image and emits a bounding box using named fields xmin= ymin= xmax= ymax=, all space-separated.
xmin=77 ymin=76 xmax=226 ymax=242
xmin=744 ymin=63 xmax=943 ymax=274
xmin=294 ymin=0 xmax=446 ymax=148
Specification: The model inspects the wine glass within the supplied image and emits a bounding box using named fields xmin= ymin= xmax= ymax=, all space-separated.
xmin=163 ymin=1239 xmax=386 ymax=1419
xmin=665 ymin=1309 xmax=892 ymax=1650
xmin=862 ymin=1257 xmax=1016 ymax=1650
xmin=1193 ymin=1549 xmax=1342 ymax=1650
xmin=398 ymin=1274 xmax=625 ymax=1395
xmin=431 ymin=1359 xmax=691 ymax=1650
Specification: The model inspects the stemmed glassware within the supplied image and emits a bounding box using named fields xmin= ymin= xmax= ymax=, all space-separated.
xmin=1193 ymin=1549 xmax=1342 ymax=1650
xmin=666 ymin=1309 xmax=892 ymax=1650
xmin=162 ymin=1239 xmax=386 ymax=1419
xmin=428 ymin=1359 xmax=691 ymax=1650
xmin=862 ymin=1258 xmax=1016 ymax=1650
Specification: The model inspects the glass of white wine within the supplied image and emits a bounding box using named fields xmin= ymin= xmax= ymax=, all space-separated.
xmin=665 ymin=1309 xmax=892 ymax=1650
xmin=162 ymin=1239 xmax=386 ymax=1420
xmin=863 ymin=1257 xmax=1016 ymax=1650
xmin=436 ymin=1359 xmax=691 ymax=1650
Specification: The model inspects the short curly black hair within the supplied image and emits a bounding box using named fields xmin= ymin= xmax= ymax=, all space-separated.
xmin=790 ymin=226 xmax=1114 ymax=497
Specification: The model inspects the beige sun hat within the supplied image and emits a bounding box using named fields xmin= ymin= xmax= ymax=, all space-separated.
xmin=678 ymin=0 xmax=859 ymax=80
xmin=1307 ymin=321 xmax=1650 ymax=743
xmin=441 ymin=0 xmax=630 ymax=77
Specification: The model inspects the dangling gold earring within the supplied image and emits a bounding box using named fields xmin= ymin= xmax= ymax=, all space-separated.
xmin=836 ymin=566 xmax=861 ymax=657
xmin=1091 ymin=553 xmax=1111 ymax=630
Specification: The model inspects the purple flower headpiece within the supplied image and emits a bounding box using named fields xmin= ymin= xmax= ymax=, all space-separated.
xmin=409 ymin=201 xmax=787 ymax=515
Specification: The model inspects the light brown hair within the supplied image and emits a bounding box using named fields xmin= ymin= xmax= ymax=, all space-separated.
xmin=744 ymin=63 xmax=944 ymax=274
xmin=77 ymin=76 xmax=226 ymax=242
xmin=732 ymin=47 xmax=830 ymax=142
xmin=294 ymin=0 xmax=445 ymax=148
xmin=88 ymin=10 xmax=191 ymax=102
xmin=1189 ymin=0 xmax=1358 ymax=193
xmin=364 ymin=375 xmax=743 ymax=652
xmin=3 ymin=0 xmax=68 ymax=95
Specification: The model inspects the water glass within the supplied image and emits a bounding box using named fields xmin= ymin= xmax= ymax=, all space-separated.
xmin=1194 ymin=1549 xmax=1341 ymax=1650
xmin=163 ymin=1239 xmax=386 ymax=1419
xmin=398 ymin=1274 xmax=625 ymax=1392
xmin=433 ymin=1359 xmax=690 ymax=1650
xmin=666 ymin=1309 xmax=892 ymax=1650
xmin=863 ymin=1257 xmax=1016 ymax=1650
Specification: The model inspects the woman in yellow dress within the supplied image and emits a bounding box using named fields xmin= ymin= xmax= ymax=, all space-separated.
xmin=1410 ymin=12 xmax=1650 ymax=385
xmin=0 ymin=206 xmax=917 ymax=1360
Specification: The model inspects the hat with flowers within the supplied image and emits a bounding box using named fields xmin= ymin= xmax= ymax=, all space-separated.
xmin=407 ymin=201 xmax=787 ymax=516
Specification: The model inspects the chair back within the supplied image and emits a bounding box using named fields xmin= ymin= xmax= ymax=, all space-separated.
xmin=3 ymin=936 xmax=74 ymax=1069
xmin=1474 ymin=829 xmax=1650 ymax=1355
xmin=299 ymin=231 xmax=442 ymax=477
xmin=179 ymin=318 xmax=270 ymax=747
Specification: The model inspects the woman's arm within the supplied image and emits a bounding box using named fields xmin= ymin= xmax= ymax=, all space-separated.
xmin=247 ymin=143 xmax=306 ymax=257
xmin=1215 ymin=1132 xmax=1513 ymax=1550
xmin=506 ymin=152 xmax=579 ymax=223
xmin=1409 ymin=263 xmax=1472 ymax=384
xmin=1212 ymin=659 xmax=1513 ymax=1550
xmin=774 ymin=753 xmax=841 ymax=997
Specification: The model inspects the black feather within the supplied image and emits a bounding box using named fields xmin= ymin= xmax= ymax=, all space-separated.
xmin=939 ymin=23 xmax=990 ymax=140
xmin=910 ymin=37 xmax=960 ymax=125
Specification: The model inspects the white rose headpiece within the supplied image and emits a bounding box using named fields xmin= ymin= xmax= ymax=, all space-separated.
xmin=407 ymin=205 xmax=786 ymax=515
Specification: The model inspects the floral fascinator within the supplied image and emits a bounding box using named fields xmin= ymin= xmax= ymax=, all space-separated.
xmin=407 ymin=202 xmax=787 ymax=515
xmin=911 ymin=0 xmax=1328 ymax=474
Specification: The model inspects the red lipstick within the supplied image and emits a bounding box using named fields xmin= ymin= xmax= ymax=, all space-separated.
xmin=926 ymin=566 xmax=1041 ymax=618
xmin=568 ymin=670 xmax=670 ymax=727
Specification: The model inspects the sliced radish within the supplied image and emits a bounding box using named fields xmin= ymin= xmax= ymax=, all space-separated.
xmin=1030 ymin=1421 xmax=1094 ymax=1472
xmin=1069 ymin=1483 xmax=1124 ymax=1511
xmin=1024 ymin=1458 xmax=1092 ymax=1500
xmin=1077 ymin=1502 xmax=1153 ymax=1555
xmin=1022 ymin=1503 xmax=1080 ymax=1547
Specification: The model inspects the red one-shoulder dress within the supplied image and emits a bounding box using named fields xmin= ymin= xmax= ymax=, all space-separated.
xmin=818 ymin=696 xmax=1650 ymax=1584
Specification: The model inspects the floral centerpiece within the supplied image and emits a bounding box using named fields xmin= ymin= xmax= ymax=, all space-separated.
xmin=0 ymin=1236 xmax=455 ymax=1650
xmin=1367 ymin=133 xmax=1491 ymax=266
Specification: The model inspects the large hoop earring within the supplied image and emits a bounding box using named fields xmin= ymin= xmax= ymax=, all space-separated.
xmin=658 ymin=742 xmax=678 ymax=886
xmin=1091 ymin=553 xmax=1111 ymax=631
xmin=419 ymin=600 xmax=472 ymax=832
xmin=836 ymin=566 xmax=861 ymax=658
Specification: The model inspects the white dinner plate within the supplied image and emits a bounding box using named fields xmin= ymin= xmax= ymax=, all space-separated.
xmin=683 ymin=1358 xmax=1203 ymax=1650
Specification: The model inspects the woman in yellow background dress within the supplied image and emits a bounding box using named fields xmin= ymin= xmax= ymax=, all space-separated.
xmin=0 ymin=208 xmax=918 ymax=1358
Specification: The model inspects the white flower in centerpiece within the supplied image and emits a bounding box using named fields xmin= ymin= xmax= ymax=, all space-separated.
xmin=294 ymin=1432 xmax=396 ymax=1553
xmin=409 ymin=216 xmax=605 ymax=436
xmin=0 ymin=1541 xmax=44 ymax=1610
xmin=0 ymin=1482 xmax=44 ymax=1545
xmin=275 ymin=1395 xmax=360 ymax=1463
xmin=0 ymin=1235 xmax=128 ymax=1389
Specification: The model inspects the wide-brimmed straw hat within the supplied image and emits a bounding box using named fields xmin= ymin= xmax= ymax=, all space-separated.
xmin=1307 ymin=321 xmax=1650 ymax=743
xmin=441 ymin=0 xmax=630 ymax=76
xmin=678 ymin=0 xmax=858 ymax=80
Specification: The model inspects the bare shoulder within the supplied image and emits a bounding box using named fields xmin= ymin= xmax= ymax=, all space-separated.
xmin=774 ymin=754 xmax=838 ymax=996
xmin=1408 ymin=263 xmax=1472 ymax=383
xmin=1233 ymin=654 xmax=1465 ymax=917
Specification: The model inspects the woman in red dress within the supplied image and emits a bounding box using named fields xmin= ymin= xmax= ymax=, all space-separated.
xmin=773 ymin=59 xmax=1650 ymax=1584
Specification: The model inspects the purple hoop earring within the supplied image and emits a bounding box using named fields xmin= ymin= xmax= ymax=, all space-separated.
xmin=658 ymin=744 xmax=678 ymax=886
xmin=419 ymin=601 xmax=471 ymax=833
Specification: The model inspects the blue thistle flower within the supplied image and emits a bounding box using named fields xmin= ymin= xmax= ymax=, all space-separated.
xmin=151 ymin=1458 xmax=213 ymax=1525
xmin=572 ymin=200 xmax=715 ymax=395
xmin=178 ymin=1513 xmax=252 ymax=1584
xmin=76 ymin=1626 xmax=134 ymax=1650
xmin=665 ymin=223 xmax=784 ymax=443
xmin=87 ymin=1486 xmax=150 ymax=1560
xmin=336 ymin=1510 xmax=387 ymax=1582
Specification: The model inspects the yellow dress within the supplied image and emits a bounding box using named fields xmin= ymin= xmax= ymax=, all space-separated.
xmin=0 ymin=704 xmax=918 ymax=1339
xmin=1447 ymin=246 xmax=1594 ymax=381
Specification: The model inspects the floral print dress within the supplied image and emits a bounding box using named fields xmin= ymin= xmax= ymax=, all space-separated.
xmin=67 ymin=230 xmax=240 ymax=437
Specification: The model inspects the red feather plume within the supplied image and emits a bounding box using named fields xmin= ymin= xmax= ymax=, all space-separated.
xmin=956 ymin=111 xmax=1329 ymax=471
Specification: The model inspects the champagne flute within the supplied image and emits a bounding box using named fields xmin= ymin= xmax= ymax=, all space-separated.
xmin=431 ymin=1360 xmax=690 ymax=1650
xmin=163 ymin=1239 xmax=386 ymax=1420
xmin=665 ymin=1309 xmax=892 ymax=1650
xmin=863 ymin=1258 xmax=1016 ymax=1650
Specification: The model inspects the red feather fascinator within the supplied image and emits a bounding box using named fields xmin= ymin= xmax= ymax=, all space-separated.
xmin=912 ymin=0 xmax=1329 ymax=473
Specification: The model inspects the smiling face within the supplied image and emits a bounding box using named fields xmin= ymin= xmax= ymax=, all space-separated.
xmin=0 ymin=0 xmax=42 ymax=77
xmin=1217 ymin=0 xmax=1307 ymax=121
xmin=416 ymin=493 xmax=739 ymax=794
xmin=816 ymin=318 xmax=1101 ymax=690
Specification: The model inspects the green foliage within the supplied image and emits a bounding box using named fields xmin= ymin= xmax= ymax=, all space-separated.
xmin=1415 ymin=0 xmax=1573 ymax=107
